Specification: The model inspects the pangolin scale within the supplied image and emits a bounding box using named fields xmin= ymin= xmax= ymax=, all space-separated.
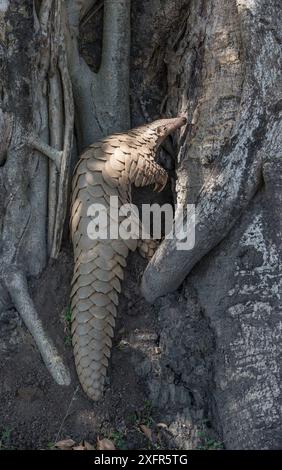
xmin=70 ymin=117 xmax=186 ymax=400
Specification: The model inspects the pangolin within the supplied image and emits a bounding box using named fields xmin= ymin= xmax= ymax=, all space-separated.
xmin=70 ymin=116 xmax=187 ymax=400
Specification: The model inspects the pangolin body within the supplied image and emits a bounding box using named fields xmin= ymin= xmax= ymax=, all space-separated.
xmin=70 ymin=117 xmax=186 ymax=400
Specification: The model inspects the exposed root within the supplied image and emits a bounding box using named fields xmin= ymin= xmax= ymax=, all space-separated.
xmin=48 ymin=0 xmax=64 ymax=255
xmin=141 ymin=143 xmax=263 ymax=303
xmin=48 ymin=71 xmax=63 ymax=255
xmin=51 ymin=49 xmax=74 ymax=259
xmin=141 ymin=0 xmax=281 ymax=303
xmin=3 ymin=267 xmax=71 ymax=386
xmin=30 ymin=0 xmax=75 ymax=259
xmin=0 ymin=0 xmax=73 ymax=390
xmin=29 ymin=133 xmax=63 ymax=170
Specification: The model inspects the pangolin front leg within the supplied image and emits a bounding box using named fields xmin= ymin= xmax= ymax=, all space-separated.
xmin=70 ymin=116 xmax=186 ymax=400
xmin=138 ymin=238 xmax=160 ymax=260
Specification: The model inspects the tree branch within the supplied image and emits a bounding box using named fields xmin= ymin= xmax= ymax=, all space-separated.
xmin=96 ymin=0 xmax=131 ymax=133
xmin=65 ymin=0 xmax=131 ymax=149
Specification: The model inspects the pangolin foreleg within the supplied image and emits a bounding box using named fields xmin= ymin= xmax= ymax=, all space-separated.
xmin=138 ymin=238 xmax=160 ymax=260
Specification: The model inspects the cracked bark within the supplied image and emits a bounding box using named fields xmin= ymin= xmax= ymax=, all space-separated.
xmin=139 ymin=0 xmax=282 ymax=449
xmin=0 ymin=0 xmax=71 ymax=386
xmin=0 ymin=0 xmax=281 ymax=450
xmin=141 ymin=1 xmax=273 ymax=302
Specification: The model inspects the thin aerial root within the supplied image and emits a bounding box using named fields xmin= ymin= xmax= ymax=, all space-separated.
xmin=29 ymin=133 xmax=62 ymax=170
xmin=5 ymin=268 xmax=71 ymax=386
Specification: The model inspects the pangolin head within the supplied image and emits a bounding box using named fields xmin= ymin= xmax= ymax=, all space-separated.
xmin=134 ymin=115 xmax=187 ymax=149
xmin=151 ymin=115 xmax=187 ymax=143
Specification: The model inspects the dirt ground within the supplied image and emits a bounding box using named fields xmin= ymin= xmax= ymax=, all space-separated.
xmin=0 ymin=244 xmax=184 ymax=450
xmin=0 ymin=186 xmax=219 ymax=451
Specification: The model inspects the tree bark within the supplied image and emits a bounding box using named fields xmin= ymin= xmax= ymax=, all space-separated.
xmin=0 ymin=0 xmax=281 ymax=450
xmin=139 ymin=0 xmax=282 ymax=449
xmin=0 ymin=0 xmax=71 ymax=385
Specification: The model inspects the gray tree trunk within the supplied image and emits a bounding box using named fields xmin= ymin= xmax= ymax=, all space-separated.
xmin=0 ymin=0 xmax=281 ymax=450
xmin=139 ymin=0 xmax=282 ymax=450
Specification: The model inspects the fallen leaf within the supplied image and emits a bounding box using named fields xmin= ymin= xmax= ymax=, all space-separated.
xmin=73 ymin=445 xmax=86 ymax=451
xmin=54 ymin=438 xmax=76 ymax=450
xmin=97 ymin=437 xmax=116 ymax=450
xmin=140 ymin=424 xmax=152 ymax=441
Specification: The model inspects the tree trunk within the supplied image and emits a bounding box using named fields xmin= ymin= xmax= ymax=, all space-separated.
xmin=139 ymin=0 xmax=282 ymax=450
xmin=0 ymin=0 xmax=281 ymax=450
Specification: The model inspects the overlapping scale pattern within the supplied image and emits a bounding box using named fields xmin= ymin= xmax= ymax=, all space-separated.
xmin=70 ymin=128 xmax=168 ymax=400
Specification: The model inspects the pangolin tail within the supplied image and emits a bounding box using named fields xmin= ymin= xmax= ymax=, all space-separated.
xmin=70 ymin=240 xmax=127 ymax=400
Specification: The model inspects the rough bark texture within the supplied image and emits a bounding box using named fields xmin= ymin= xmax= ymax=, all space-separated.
xmin=0 ymin=0 xmax=70 ymax=385
xmin=66 ymin=0 xmax=131 ymax=149
xmin=0 ymin=0 xmax=281 ymax=450
xmin=138 ymin=0 xmax=282 ymax=449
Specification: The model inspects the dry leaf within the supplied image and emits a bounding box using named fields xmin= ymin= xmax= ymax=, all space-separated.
xmin=97 ymin=437 xmax=116 ymax=450
xmin=54 ymin=438 xmax=76 ymax=450
xmin=140 ymin=424 xmax=152 ymax=441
